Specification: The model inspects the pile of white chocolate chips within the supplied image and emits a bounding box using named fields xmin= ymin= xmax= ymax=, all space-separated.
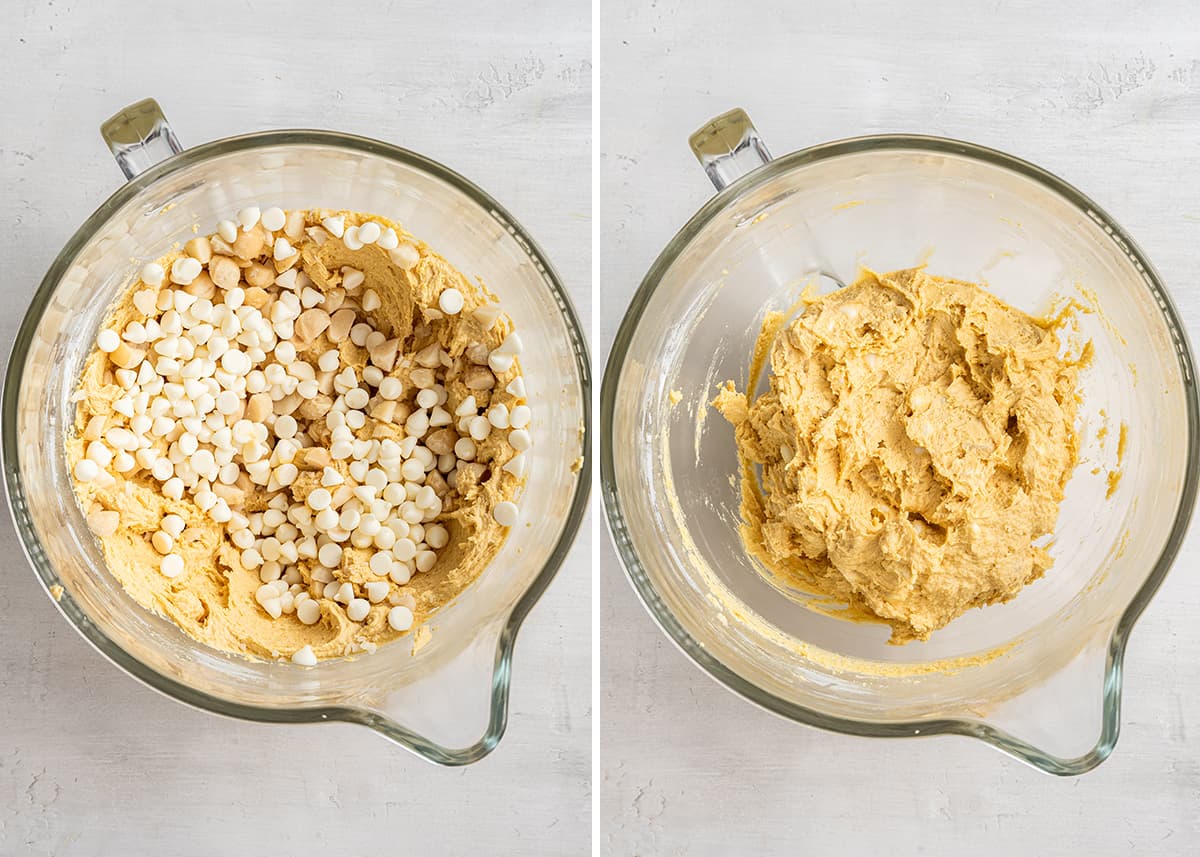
xmin=69 ymin=207 xmax=531 ymax=665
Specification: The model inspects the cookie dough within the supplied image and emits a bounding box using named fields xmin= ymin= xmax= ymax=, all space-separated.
xmin=69 ymin=209 xmax=530 ymax=660
xmin=714 ymin=268 xmax=1082 ymax=643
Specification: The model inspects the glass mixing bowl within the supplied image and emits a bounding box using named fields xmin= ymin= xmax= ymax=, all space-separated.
xmin=3 ymin=99 xmax=590 ymax=765
xmin=602 ymin=108 xmax=1199 ymax=775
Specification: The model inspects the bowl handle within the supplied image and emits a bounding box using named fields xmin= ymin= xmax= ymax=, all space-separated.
xmin=688 ymin=108 xmax=773 ymax=192
xmin=99 ymin=98 xmax=183 ymax=181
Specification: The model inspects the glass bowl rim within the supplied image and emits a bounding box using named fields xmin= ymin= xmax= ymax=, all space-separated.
xmin=600 ymin=132 xmax=1200 ymax=775
xmin=2 ymin=128 xmax=592 ymax=766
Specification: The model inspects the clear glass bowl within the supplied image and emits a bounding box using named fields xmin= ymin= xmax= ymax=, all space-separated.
xmin=3 ymin=99 xmax=590 ymax=765
xmin=602 ymin=109 xmax=1199 ymax=775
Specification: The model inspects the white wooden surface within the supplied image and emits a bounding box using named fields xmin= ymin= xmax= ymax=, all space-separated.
xmin=601 ymin=1 xmax=1200 ymax=853
xmin=0 ymin=2 xmax=590 ymax=854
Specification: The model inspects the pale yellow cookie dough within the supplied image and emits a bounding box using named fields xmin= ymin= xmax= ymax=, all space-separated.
xmin=714 ymin=268 xmax=1082 ymax=643
xmin=69 ymin=210 xmax=528 ymax=660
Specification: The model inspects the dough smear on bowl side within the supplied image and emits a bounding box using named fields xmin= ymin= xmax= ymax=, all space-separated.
xmin=713 ymin=267 xmax=1086 ymax=644
xmin=68 ymin=208 xmax=534 ymax=663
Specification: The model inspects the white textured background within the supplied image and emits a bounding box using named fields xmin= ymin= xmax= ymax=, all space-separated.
xmin=0 ymin=1 xmax=590 ymax=854
xmin=601 ymin=1 xmax=1200 ymax=854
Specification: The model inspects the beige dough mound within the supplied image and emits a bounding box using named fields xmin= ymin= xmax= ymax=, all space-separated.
xmin=714 ymin=268 xmax=1083 ymax=643
xmin=69 ymin=209 xmax=532 ymax=662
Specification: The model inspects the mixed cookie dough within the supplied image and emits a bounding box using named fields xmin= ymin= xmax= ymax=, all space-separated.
xmin=714 ymin=268 xmax=1082 ymax=643
xmin=69 ymin=208 xmax=532 ymax=663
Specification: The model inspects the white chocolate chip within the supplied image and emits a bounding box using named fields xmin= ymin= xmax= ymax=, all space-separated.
xmin=495 ymin=331 xmax=523 ymax=356
xmin=318 ymin=542 xmax=343 ymax=569
xmin=492 ymin=501 xmax=519 ymax=527
xmin=261 ymin=207 xmax=286 ymax=232
xmin=297 ymin=599 xmax=322 ymax=625
xmin=488 ymin=404 xmax=510 ymax=429
xmin=415 ymin=550 xmax=437 ymax=573
xmin=237 ymin=207 xmax=261 ymax=230
xmin=454 ymin=395 xmax=477 ymax=417
xmin=170 ymin=257 xmax=202 ymax=286
xmin=132 ymin=289 xmax=158 ymax=316
xmin=469 ymin=416 xmax=491 ymax=441
xmin=388 ymin=605 xmax=414 ymax=631
xmin=388 ymin=243 xmax=419 ymax=269
xmin=509 ymin=429 xmax=532 ymax=452
xmin=377 ymin=228 xmax=399 ymax=250
xmin=364 ymin=581 xmax=390 ymax=603
xmin=369 ymin=551 xmax=392 ymax=576
xmin=160 ymin=554 xmax=185 ymax=577
xmin=322 ymin=215 xmax=345 ymax=237
xmin=509 ymin=404 xmax=531 ymax=428
xmin=152 ymin=530 xmax=174 ymax=554
xmin=473 ymin=304 xmax=503 ymax=328
xmin=342 ymin=268 xmax=365 ymax=291
xmin=291 ymin=645 xmax=317 ymax=666
xmin=488 ymin=352 xmax=515 ymax=374
xmin=373 ymin=377 xmax=401 ymax=401
xmin=141 ymin=262 xmax=165 ymax=287
xmin=502 ymin=453 xmax=527 ymax=478
xmin=273 ymin=237 xmax=295 ymax=261
xmin=438 ymin=288 xmax=464 ymax=315
xmin=87 ymin=509 xmax=120 ymax=537
xmin=357 ymin=221 xmax=381 ymax=244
